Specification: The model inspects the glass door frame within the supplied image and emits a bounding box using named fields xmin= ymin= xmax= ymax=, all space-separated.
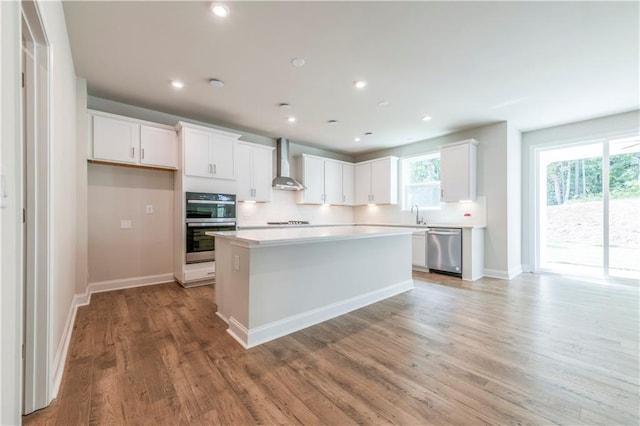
xmin=533 ymin=132 xmax=639 ymax=284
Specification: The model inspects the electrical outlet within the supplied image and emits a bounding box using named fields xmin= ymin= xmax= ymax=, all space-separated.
xmin=146 ymin=204 xmax=154 ymax=214
xmin=120 ymin=220 xmax=132 ymax=229
xmin=234 ymin=255 xmax=240 ymax=271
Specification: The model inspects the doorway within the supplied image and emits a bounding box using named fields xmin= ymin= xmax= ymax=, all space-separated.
xmin=536 ymin=136 xmax=640 ymax=281
xmin=21 ymin=0 xmax=51 ymax=413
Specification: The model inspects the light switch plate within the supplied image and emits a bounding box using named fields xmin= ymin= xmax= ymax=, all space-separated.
xmin=146 ymin=205 xmax=154 ymax=214
xmin=120 ymin=219 xmax=132 ymax=229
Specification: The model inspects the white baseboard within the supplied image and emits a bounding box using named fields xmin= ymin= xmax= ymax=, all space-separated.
xmin=50 ymin=290 xmax=88 ymax=400
xmin=227 ymin=279 xmax=415 ymax=349
xmin=50 ymin=273 xmax=175 ymax=401
xmin=88 ymin=273 xmax=175 ymax=295
xmin=484 ymin=267 xmax=523 ymax=280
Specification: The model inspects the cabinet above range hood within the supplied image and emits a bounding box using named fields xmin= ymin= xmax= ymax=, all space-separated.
xmin=272 ymin=138 xmax=305 ymax=191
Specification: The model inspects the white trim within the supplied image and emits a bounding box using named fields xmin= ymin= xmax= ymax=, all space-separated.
xmin=215 ymin=311 xmax=229 ymax=324
xmin=508 ymin=265 xmax=523 ymax=279
xmin=522 ymin=264 xmax=533 ymax=273
xmin=483 ymin=268 xmax=510 ymax=280
xmin=226 ymin=279 xmax=415 ymax=348
xmin=50 ymin=291 xmax=83 ymax=399
xmin=88 ymin=273 xmax=175 ymax=294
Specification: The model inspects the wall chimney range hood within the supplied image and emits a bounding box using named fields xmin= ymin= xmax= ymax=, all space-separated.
xmin=272 ymin=138 xmax=305 ymax=191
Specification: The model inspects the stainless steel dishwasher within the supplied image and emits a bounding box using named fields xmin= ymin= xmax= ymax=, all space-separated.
xmin=427 ymin=227 xmax=462 ymax=276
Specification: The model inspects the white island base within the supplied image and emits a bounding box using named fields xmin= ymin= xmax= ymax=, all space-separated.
xmin=212 ymin=226 xmax=415 ymax=349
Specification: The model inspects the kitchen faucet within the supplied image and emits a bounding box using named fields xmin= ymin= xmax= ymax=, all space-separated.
xmin=411 ymin=205 xmax=425 ymax=225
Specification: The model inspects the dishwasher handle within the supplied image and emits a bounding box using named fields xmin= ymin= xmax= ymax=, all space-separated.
xmin=427 ymin=229 xmax=461 ymax=236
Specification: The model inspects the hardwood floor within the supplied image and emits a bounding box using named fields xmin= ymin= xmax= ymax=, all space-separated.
xmin=24 ymin=272 xmax=639 ymax=425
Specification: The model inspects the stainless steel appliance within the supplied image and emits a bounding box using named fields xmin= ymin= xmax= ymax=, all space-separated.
xmin=185 ymin=192 xmax=236 ymax=263
xmin=266 ymin=220 xmax=310 ymax=225
xmin=427 ymin=227 xmax=462 ymax=276
xmin=272 ymin=138 xmax=305 ymax=190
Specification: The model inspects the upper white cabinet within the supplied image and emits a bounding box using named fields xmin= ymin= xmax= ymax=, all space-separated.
xmin=440 ymin=139 xmax=478 ymax=202
xmin=236 ymin=141 xmax=274 ymax=202
xmin=355 ymin=156 xmax=398 ymax=205
xmin=177 ymin=122 xmax=240 ymax=180
xmin=341 ymin=163 xmax=355 ymax=206
xmin=90 ymin=111 xmax=177 ymax=169
xmin=300 ymin=154 xmax=352 ymax=205
xmin=140 ymin=125 xmax=178 ymax=168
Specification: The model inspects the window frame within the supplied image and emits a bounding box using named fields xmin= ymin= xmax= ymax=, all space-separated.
xmin=400 ymin=151 xmax=442 ymax=211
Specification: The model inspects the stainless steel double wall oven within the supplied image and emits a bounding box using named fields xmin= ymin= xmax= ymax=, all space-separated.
xmin=185 ymin=192 xmax=237 ymax=263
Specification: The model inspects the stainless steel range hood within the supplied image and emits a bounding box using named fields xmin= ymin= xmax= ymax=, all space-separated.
xmin=272 ymin=138 xmax=305 ymax=191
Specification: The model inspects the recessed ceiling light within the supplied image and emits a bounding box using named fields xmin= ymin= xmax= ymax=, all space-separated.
xmin=279 ymin=103 xmax=291 ymax=110
xmin=209 ymin=78 xmax=224 ymax=88
xmin=365 ymin=132 xmax=373 ymax=136
xmin=328 ymin=120 xmax=338 ymax=125
xmin=291 ymin=58 xmax=306 ymax=67
xmin=422 ymin=115 xmax=432 ymax=121
xmin=378 ymin=100 xmax=389 ymax=107
xmin=353 ymin=80 xmax=367 ymax=89
xmin=287 ymin=116 xmax=296 ymax=123
xmin=354 ymin=137 xmax=361 ymax=142
xmin=210 ymin=3 xmax=229 ymax=17
xmin=170 ymin=80 xmax=184 ymax=89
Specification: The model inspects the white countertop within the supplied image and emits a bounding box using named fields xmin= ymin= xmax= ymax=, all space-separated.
xmin=237 ymin=222 xmax=486 ymax=231
xmin=208 ymin=225 xmax=416 ymax=247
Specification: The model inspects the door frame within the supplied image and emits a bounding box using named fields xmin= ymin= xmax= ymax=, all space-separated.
xmin=21 ymin=0 xmax=51 ymax=414
xmin=532 ymin=132 xmax=639 ymax=283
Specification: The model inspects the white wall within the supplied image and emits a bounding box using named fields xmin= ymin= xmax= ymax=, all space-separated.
xmin=0 ymin=1 xmax=24 ymax=423
xmin=88 ymin=164 xmax=175 ymax=283
xmin=354 ymin=122 xmax=516 ymax=278
xmin=36 ymin=0 xmax=78 ymax=404
xmin=507 ymin=124 xmax=522 ymax=276
xmin=521 ymin=110 xmax=640 ymax=269
xmin=238 ymin=190 xmax=354 ymax=226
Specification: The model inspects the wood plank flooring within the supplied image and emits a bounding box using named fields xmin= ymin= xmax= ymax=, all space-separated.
xmin=24 ymin=272 xmax=639 ymax=425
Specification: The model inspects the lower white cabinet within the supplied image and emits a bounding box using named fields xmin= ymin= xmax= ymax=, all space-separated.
xmin=89 ymin=110 xmax=177 ymax=169
xmin=412 ymin=233 xmax=427 ymax=269
xmin=236 ymin=141 xmax=274 ymax=202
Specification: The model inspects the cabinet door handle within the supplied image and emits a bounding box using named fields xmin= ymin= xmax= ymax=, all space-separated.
xmin=213 ymin=164 xmax=217 ymax=174
xmin=208 ymin=164 xmax=213 ymax=174
xmin=131 ymin=147 xmax=135 ymax=158
xmin=141 ymin=148 xmax=145 ymax=160
xmin=441 ymin=189 xmax=444 ymax=198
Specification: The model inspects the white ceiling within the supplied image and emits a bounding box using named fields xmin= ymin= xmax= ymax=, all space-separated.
xmin=62 ymin=1 xmax=639 ymax=154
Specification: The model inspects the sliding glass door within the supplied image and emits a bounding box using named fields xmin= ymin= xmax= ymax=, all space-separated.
xmin=537 ymin=136 xmax=639 ymax=281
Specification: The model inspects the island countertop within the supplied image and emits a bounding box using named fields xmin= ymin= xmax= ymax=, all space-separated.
xmin=207 ymin=225 xmax=416 ymax=247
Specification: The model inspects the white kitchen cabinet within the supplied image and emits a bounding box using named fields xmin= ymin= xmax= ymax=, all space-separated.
xmin=354 ymin=156 xmax=398 ymax=205
xmin=178 ymin=122 xmax=240 ymax=180
xmin=92 ymin=114 xmax=140 ymax=164
xmin=236 ymin=141 xmax=274 ymax=202
xmin=140 ymin=125 xmax=178 ymax=168
xmin=412 ymin=233 xmax=427 ymax=269
xmin=342 ymin=163 xmax=355 ymax=206
xmin=90 ymin=111 xmax=177 ymax=170
xmin=440 ymin=139 xmax=478 ymax=202
xmin=300 ymin=155 xmax=349 ymax=205
xmin=300 ymin=155 xmax=325 ymax=204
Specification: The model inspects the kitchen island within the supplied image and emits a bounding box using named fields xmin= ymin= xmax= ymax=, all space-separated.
xmin=209 ymin=226 xmax=415 ymax=348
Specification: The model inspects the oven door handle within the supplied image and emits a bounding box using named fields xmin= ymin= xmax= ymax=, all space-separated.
xmin=187 ymin=222 xmax=237 ymax=228
xmin=186 ymin=200 xmax=236 ymax=205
